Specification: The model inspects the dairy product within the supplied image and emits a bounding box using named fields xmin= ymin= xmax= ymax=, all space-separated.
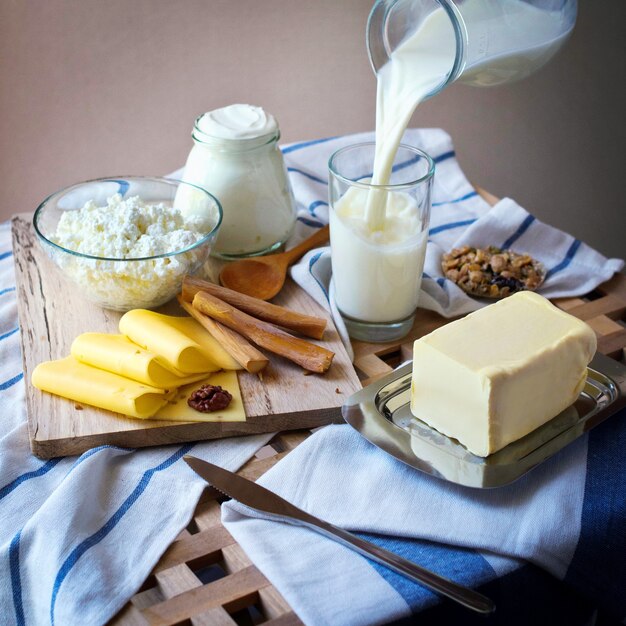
xmin=71 ymin=333 xmax=213 ymax=388
xmin=368 ymin=0 xmax=570 ymax=226
xmin=177 ymin=104 xmax=296 ymax=258
xmin=32 ymin=356 xmax=174 ymax=419
xmin=154 ymin=371 xmax=245 ymax=423
xmin=330 ymin=185 xmax=427 ymax=322
xmin=119 ymin=310 xmax=239 ymax=374
xmin=50 ymin=194 xmax=212 ymax=310
xmin=197 ymin=104 xmax=277 ymax=140
xmin=410 ymin=292 xmax=597 ymax=457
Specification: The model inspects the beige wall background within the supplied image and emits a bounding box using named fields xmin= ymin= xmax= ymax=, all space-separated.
xmin=1 ymin=0 xmax=624 ymax=258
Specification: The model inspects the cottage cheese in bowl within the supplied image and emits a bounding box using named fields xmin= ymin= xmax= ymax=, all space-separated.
xmin=34 ymin=177 xmax=222 ymax=311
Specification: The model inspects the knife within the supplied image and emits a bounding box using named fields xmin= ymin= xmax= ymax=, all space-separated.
xmin=184 ymin=455 xmax=495 ymax=615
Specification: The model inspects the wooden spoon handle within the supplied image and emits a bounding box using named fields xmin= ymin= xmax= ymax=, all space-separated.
xmin=283 ymin=224 xmax=330 ymax=266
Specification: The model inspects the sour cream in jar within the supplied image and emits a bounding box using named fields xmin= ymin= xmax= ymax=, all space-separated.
xmin=176 ymin=104 xmax=296 ymax=259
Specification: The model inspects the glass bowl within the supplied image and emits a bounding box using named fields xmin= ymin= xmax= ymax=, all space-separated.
xmin=34 ymin=176 xmax=222 ymax=311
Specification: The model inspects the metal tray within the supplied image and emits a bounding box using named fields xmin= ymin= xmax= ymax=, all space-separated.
xmin=342 ymin=352 xmax=626 ymax=488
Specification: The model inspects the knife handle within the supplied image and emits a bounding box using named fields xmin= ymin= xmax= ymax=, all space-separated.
xmin=296 ymin=515 xmax=495 ymax=615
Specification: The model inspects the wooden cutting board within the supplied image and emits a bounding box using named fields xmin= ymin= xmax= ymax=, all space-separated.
xmin=11 ymin=215 xmax=361 ymax=459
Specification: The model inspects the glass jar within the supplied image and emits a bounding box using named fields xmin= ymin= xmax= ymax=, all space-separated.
xmin=367 ymin=0 xmax=578 ymax=95
xmin=177 ymin=108 xmax=296 ymax=259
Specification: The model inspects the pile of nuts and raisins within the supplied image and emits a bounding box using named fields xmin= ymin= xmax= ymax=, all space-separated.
xmin=441 ymin=246 xmax=544 ymax=298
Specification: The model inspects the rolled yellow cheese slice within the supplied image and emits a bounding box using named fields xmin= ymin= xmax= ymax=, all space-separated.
xmin=71 ymin=333 xmax=211 ymax=389
xmin=163 ymin=315 xmax=240 ymax=371
xmin=32 ymin=356 xmax=174 ymax=419
xmin=119 ymin=310 xmax=239 ymax=373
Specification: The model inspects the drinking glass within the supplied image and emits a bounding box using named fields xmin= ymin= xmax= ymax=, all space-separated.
xmin=328 ymin=142 xmax=434 ymax=342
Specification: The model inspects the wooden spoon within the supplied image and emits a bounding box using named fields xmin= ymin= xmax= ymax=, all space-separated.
xmin=219 ymin=225 xmax=330 ymax=300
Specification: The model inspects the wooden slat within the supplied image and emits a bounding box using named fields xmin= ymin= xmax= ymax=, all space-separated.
xmin=597 ymin=329 xmax=626 ymax=359
xmin=141 ymin=566 xmax=268 ymax=626
xmin=155 ymin=564 xmax=235 ymax=626
xmin=153 ymin=526 xmax=235 ymax=573
xmin=262 ymin=614 xmax=306 ymax=626
xmin=558 ymin=295 xmax=626 ymax=321
xmin=258 ymin=587 xmax=297 ymax=621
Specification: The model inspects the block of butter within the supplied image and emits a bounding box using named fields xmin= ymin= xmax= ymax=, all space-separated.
xmin=410 ymin=291 xmax=597 ymax=457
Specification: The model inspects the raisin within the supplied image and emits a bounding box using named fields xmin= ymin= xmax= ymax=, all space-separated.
xmin=491 ymin=275 xmax=523 ymax=292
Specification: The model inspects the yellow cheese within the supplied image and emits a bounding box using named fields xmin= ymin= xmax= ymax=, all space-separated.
xmin=163 ymin=315 xmax=241 ymax=371
xmin=32 ymin=356 xmax=174 ymax=419
xmin=410 ymin=291 xmax=597 ymax=457
xmin=119 ymin=310 xmax=234 ymax=374
xmin=154 ymin=370 xmax=246 ymax=423
xmin=71 ymin=333 xmax=210 ymax=389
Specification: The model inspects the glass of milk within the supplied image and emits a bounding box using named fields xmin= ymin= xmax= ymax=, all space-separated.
xmin=328 ymin=142 xmax=434 ymax=342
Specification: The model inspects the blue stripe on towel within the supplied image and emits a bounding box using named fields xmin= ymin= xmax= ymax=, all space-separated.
xmin=68 ymin=445 xmax=135 ymax=474
xmin=298 ymin=216 xmax=325 ymax=228
xmin=356 ymin=533 xmax=495 ymax=612
xmin=433 ymin=150 xmax=455 ymax=164
xmin=0 ymin=372 xmax=24 ymax=391
xmin=362 ymin=150 xmax=447 ymax=181
xmin=0 ymin=458 xmax=63 ymax=502
xmin=0 ymin=250 xmax=13 ymax=261
xmin=0 ymin=327 xmax=19 ymax=342
xmin=501 ymin=215 xmax=536 ymax=250
xmin=0 ymin=286 xmax=16 ymax=296
xmin=112 ymin=179 xmax=130 ymax=197
xmin=432 ymin=190 xmax=479 ymax=207
xmin=282 ymin=136 xmax=338 ymax=154
xmin=564 ymin=407 xmax=626 ymax=618
xmin=9 ymin=530 xmax=25 ymax=626
xmin=545 ymin=239 xmax=581 ymax=280
xmin=287 ymin=167 xmax=327 ymax=185
xmin=390 ymin=152 xmax=422 ymax=174
xmin=308 ymin=252 xmax=330 ymax=304
xmin=308 ymin=200 xmax=328 ymax=218
xmin=429 ymin=219 xmax=477 ymax=236
xmin=49 ymin=443 xmax=195 ymax=624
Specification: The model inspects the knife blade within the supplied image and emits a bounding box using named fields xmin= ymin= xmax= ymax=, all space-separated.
xmin=184 ymin=455 xmax=495 ymax=615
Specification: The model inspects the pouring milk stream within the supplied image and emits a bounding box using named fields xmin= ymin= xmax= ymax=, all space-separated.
xmin=330 ymin=0 xmax=576 ymax=335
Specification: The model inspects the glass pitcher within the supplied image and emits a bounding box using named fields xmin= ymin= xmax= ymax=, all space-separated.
xmin=367 ymin=0 xmax=577 ymax=95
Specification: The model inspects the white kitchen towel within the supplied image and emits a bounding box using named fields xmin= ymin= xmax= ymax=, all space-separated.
xmin=222 ymin=419 xmax=626 ymax=625
xmin=280 ymin=129 xmax=623 ymax=349
xmin=0 ymin=220 xmax=273 ymax=625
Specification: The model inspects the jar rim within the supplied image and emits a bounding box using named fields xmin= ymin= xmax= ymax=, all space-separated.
xmin=192 ymin=115 xmax=280 ymax=150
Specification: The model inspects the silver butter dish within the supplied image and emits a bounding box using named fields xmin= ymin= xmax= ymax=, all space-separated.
xmin=342 ymin=353 xmax=626 ymax=488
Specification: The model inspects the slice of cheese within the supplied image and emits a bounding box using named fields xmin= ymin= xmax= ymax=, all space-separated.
xmin=71 ymin=333 xmax=210 ymax=389
xmin=163 ymin=315 xmax=241 ymax=371
xmin=154 ymin=370 xmax=245 ymax=423
xmin=410 ymin=291 xmax=597 ymax=457
xmin=32 ymin=356 xmax=174 ymax=419
xmin=119 ymin=310 xmax=234 ymax=374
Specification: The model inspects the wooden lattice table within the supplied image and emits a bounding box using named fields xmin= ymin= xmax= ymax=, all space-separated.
xmin=112 ymin=269 xmax=626 ymax=626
